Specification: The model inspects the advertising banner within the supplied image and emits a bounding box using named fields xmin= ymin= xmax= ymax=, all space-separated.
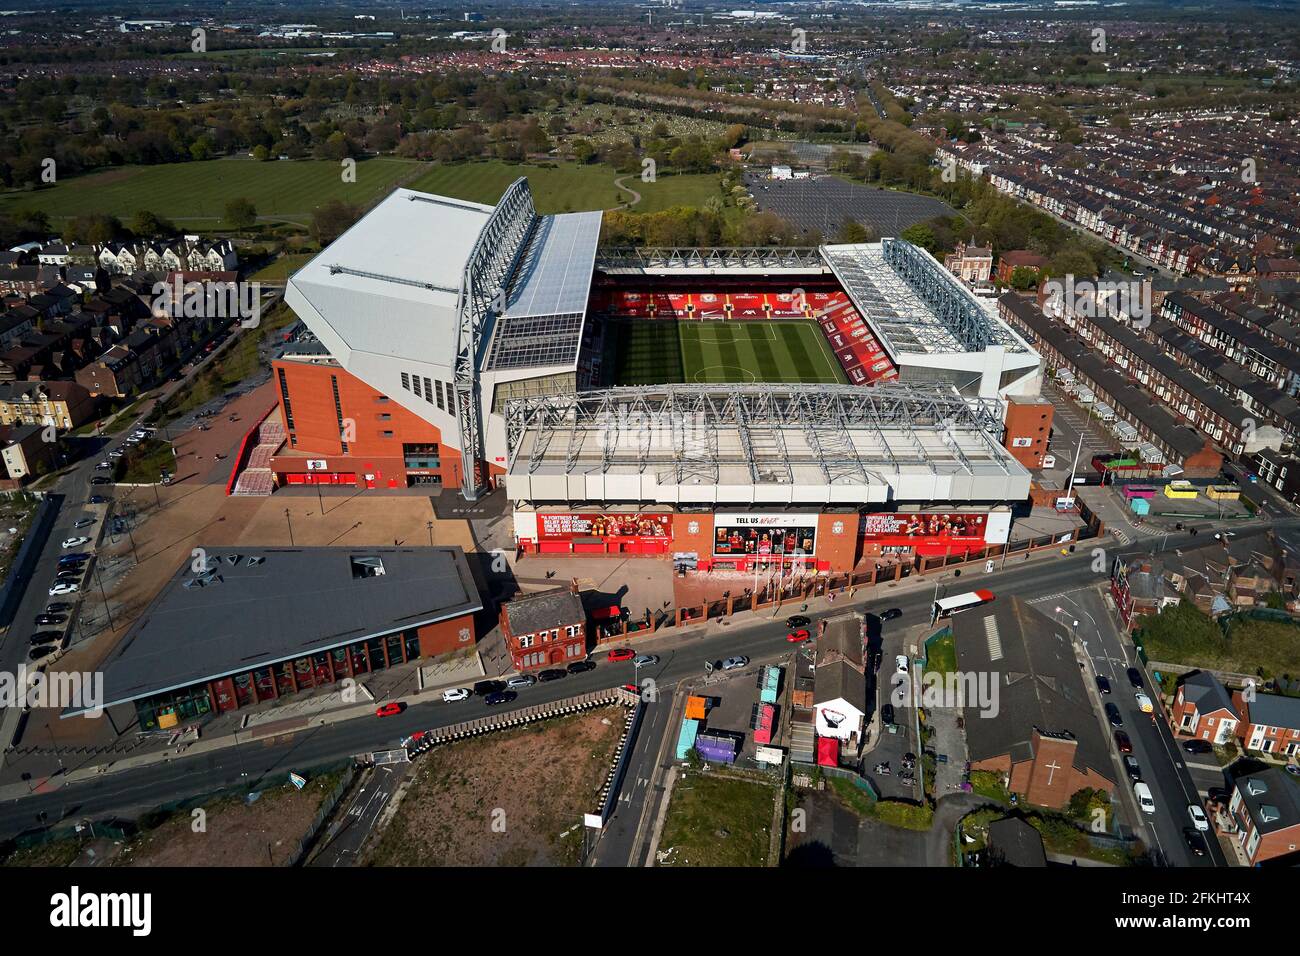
xmin=537 ymin=512 xmax=671 ymax=541
xmin=859 ymin=512 xmax=988 ymax=546
xmin=713 ymin=514 xmax=817 ymax=557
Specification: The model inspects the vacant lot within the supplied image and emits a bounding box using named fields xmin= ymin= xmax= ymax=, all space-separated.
xmin=0 ymin=157 xmax=417 ymax=225
xmin=1140 ymin=601 xmax=1300 ymax=681
xmin=364 ymin=708 xmax=626 ymax=866
xmin=657 ymin=770 xmax=776 ymax=867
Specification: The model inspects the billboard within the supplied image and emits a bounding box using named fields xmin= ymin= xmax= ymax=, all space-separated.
xmin=713 ymin=513 xmax=817 ymax=557
xmin=537 ymin=512 xmax=671 ymax=541
xmin=859 ymin=512 xmax=988 ymax=546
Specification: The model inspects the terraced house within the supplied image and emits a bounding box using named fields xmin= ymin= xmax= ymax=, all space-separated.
xmin=0 ymin=380 xmax=94 ymax=431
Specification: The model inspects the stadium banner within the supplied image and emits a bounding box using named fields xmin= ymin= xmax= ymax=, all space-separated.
xmin=713 ymin=513 xmax=817 ymax=557
xmin=859 ymin=512 xmax=989 ymax=546
xmin=536 ymin=512 xmax=672 ymax=542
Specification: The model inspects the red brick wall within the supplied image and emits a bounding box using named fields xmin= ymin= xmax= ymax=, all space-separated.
xmin=816 ymin=513 xmax=859 ymax=572
xmin=416 ymin=613 xmax=476 ymax=657
xmin=1003 ymin=399 xmax=1053 ymax=469
xmin=672 ymin=512 xmax=715 ymax=557
xmin=1250 ymin=823 xmax=1300 ymax=864
xmin=272 ymin=360 xmax=464 ymax=487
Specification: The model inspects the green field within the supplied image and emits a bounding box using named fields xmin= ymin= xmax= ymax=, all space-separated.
xmin=0 ymin=157 xmax=420 ymax=225
xmin=606 ymin=319 xmax=845 ymax=386
xmin=406 ymin=160 xmax=721 ymax=215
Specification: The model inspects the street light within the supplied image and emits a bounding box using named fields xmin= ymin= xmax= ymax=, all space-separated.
xmin=284 ymin=508 xmax=294 ymax=546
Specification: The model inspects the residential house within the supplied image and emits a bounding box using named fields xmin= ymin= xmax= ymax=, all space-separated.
xmin=813 ymin=613 xmax=867 ymax=752
xmin=0 ymin=380 xmax=94 ymax=431
xmin=0 ymin=423 xmax=53 ymax=482
xmin=499 ymin=584 xmax=587 ymax=671
xmin=1171 ymin=670 xmax=1240 ymax=744
xmin=1224 ymin=769 xmax=1300 ymax=864
xmin=1233 ymin=691 xmax=1300 ymax=759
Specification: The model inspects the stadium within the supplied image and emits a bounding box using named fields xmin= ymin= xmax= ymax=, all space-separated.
xmin=273 ymin=179 xmax=1042 ymax=570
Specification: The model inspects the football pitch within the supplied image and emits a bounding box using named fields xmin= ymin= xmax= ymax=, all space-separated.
xmin=606 ymin=319 xmax=846 ymax=386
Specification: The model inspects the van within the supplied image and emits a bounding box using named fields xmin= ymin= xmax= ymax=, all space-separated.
xmin=1134 ymin=781 xmax=1156 ymax=815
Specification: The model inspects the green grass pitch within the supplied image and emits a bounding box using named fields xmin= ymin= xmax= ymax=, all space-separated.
xmin=605 ymin=319 xmax=846 ymax=386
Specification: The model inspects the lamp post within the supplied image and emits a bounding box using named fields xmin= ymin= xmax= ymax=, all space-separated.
xmin=94 ymin=562 xmax=114 ymax=630
xmin=284 ymin=508 xmax=294 ymax=545
xmin=426 ymin=520 xmax=434 ymax=547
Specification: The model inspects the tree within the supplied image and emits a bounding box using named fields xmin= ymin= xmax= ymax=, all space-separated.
xmin=131 ymin=210 xmax=174 ymax=238
xmin=900 ymin=223 xmax=938 ymax=254
xmin=837 ymin=218 xmax=873 ymax=244
xmin=311 ymin=200 xmax=362 ymax=245
xmin=224 ymin=197 xmax=258 ymax=232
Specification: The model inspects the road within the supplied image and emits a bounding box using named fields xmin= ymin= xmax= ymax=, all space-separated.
xmin=5 ymin=519 xmax=1289 ymax=857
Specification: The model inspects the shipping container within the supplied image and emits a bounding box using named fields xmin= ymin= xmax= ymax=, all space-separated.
xmin=675 ymin=718 xmax=700 ymax=760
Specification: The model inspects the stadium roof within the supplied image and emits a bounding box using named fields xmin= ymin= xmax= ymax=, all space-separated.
xmin=822 ymin=240 xmax=1028 ymax=357
xmin=285 ymin=188 xmax=495 ymax=371
xmin=503 ymin=382 xmax=1031 ymax=506
xmin=70 ymin=546 xmax=481 ymax=714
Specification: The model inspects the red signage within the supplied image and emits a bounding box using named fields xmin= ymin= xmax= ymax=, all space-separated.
xmin=538 ymin=513 xmax=671 ymax=542
xmin=859 ymin=513 xmax=988 ymax=546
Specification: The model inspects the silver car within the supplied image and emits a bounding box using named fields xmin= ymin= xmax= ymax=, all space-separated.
xmin=721 ymin=656 xmax=749 ymax=671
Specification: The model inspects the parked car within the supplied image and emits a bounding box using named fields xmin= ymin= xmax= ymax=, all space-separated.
xmin=785 ymin=615 xmax=810 ymax=628
xmin=48 ymin=582 xmax=79 ymax=595
xmin=90 ymin=477 xmax=112 ymax=485
xmin=880 ymin=608 xmax=903 ymax=622
xmin=1134 ymin=781 xmax=1156 ymax=815
xmin=567 ymin=660 xmax=596 ymax=674
xmin=786 ymin=628 xmax=811 ymax=643
xmin=29 ymin=645 xmax=55 ymax=660
xmin=441 ymin=687 xmax=471 ymax=703
xmin=1096 ymin=675 xmax=1111 ymax=695
xmin=1285 ymin=765 xmax=1300 ymax=778
xmin=606 ymin=648 xmax=635 ymax=662
xmin=88 ymin=496 xmax=110 ymax=505
xmin=1105 ymin=703 xmax=1123 ymax=727
xmin=1127 ymin=667 xmax=1145 ymax=689
xmin=881 ymin=703 xmax=896 ymax=725
xmin=94 ymin=461 xmax=112 ymax=471
xmin=45 ymin=603 xmax=72 ymax=613
xmin=1114 ymin=730 xmax=1133 ymax=753
xmin=895 ymin=654 xmax=910 ymax=675
xmin=484 ymin=690 xmax=518 ymax=707
xmin=721 ymin=656 xmax=749 ymax=671
xmin=473 ymin=680 xmax=505 ymax=696
xmin=1183 ymin=828 xmax=1208 ymax=857
xmin=1123 ymin=755 xmax=1142 ymax=781
xmin=61 ymin=537 xmax=90 ymax=549
xmin=60 ymin=553 xmax=90 ymax=564
xmin=374 ymin=702 xmax=406 ymax=718
xmin=1207 ymin=786 xmax=1231 ymax=805
xmin=30 ymin=631 xmax=62 ymax=644
xmin=1188 ymin=804 xmax=1210 ymax=832
xmin=538 ymin=669 xmax=567 ymax=682
xmin=1182 ymin=739 xmax=1213 ymax=755
xmin=73 ymin=518 xmax=96 ymax=529
xmin=107 ymin=449 xmax=123 ymax=460
xmin=506 ymin=674 xmax=536 ymax=689
xmin=34 ymin=614 xmax=65 ymax=626
xmin=1134 ymin=692 xmax=1154 ymax=713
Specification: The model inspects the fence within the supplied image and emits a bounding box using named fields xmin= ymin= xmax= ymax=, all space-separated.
xmin=286 ymin=764 xmax=357 ymax=866
xmin=0 ymin=492 xmax=55 ymax=630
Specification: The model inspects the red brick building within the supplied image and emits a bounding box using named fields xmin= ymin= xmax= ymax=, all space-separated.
xmin=500 ymin=584 xmax=588 ymax=671
xmin=1002 ymin=395 xmax=1054 ymax=469
xmin=1232 ymin=690 xmax=1300 ymax=758
xmin=1171 ymin=671 xmax=1241 ymax=745
xmin=1225 ymin=769 xmax=1300 ymax=865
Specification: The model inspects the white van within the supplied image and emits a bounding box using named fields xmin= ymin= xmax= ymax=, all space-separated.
xmin=1134 ymin=781 xmax=1156 ymax=815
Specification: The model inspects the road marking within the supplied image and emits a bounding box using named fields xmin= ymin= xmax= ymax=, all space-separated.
xmin=1186 ymin=761 xmax=1222 ymax=772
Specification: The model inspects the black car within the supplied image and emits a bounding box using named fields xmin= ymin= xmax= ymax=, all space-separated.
xmin=484 ymin=690 xmax=517 ymax=707
xmin=1096 ymin=675 xmax=1111 ymax=695
xmin=1207 ymin=786 xmax=1230 ymax=806
xmin=1105 ymin=703 xmax=1123 ymax=727
xmin=30 ymin=631 xmax=61 ymax=644
xmin=1123 ymin=755 xmax=1142 ymax=781
xmin=1182 ymin=828 xmax=1208 ymax=857
xmin=567 ymin=660 xmax=596 ymax=674
xmin=90 ymin=476 xmax=112 ymax=485
xmin=880 ymin=608 xmax=903 ymax=622
xmin=60 ymin=553 xmax=91 ymax=563
xmin=880 ymin=704 xmax=895 ymax=725
xmin=786 ymin=615 xmax=811 ymax=629
xmin=473 ymin=680 xmax=505 ymax=697
xmin=28 ymin=645 xmax=55 ymax=660
xmin=1127 ymin=667 xmax=1145 ymax=689
xmin=538 ymin=669 xmax=567 ymax=682
xmin=88 ymin=495 xmax=110 ymax=504
xmin=34 ymin=614 xmax=65 ymax=626
xmin=45 ymin=602 xmax=72 ymax=613
xmin=1114 ymin=730 xmax=1133 ymax=753
xmin=1182 ymin=739 xmax=1213 ymax=755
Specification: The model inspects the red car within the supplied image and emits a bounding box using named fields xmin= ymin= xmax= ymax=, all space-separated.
xmin=786 ymin=629 xmax=811 ymax=643
xmin=607 ymin=648 xmax=635 ymax=662
xmin=375 ymin=702 xmax=406 ymax=718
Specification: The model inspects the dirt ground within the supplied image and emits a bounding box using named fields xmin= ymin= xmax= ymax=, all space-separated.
xmin=119 ymin=772 xmax=342 ymax=867
xmin=363 ymin=708 xmax=626 ymax=867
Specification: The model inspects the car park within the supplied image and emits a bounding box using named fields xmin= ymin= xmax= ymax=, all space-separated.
xmin=473 ymin=680 xmax=505 ymax=696
xmin=1114 ymin=730 xmax=1133 ymax=753
xmin=1182 ymin=739 xmax=1213 ymax=755
xmin=1134 ymin=781 xmax=1156 ymax=814
xmin=441 ymin=687 xmax=471 ymax=703
xmin=1183 ymin=828 xmax=1208 ymax=857
xmin=1188 ymin=804 xmax=1210 ymax=831
xmin=1123 ymin=755 xmax=1141 ymax=781
xmin=506 ymin=674 xmax=536 ymax=689
xmin=48 ymin=582 xmax=79 ymax=595
xmin=721 ymin=656 xmax=749 ymax=671
xmin=374 ymin=702 xmax=406 ymax=718
xmin=538 ymin=669 xmax=566 ymax=682
xmin=606 ymin=648 xmax=635 ymax=662
xmin=567 ymin=660 xmax=596 ymax=674
xmin=1134 ymin=692 xmax=1154 ymax=713
xmin=895 ymin=654 xmax=909 ymax=674
xmin=61 ymin=537 xmax=90 ymax=549
xmin=786 ymin=628 xmax=811 ymax=643
xmin=1105 ymin=703 xmax=1123 ymax=726
xmin=880 ymin=608 xmax=903 ymax=621
xmin=1096 ymin=675 xmax=1111 ymax=695
xmin=484 ymin=690 xmax=517 ymax=706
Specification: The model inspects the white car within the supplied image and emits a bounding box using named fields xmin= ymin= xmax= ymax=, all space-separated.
xmin=61 ymin=537 xmax=90 ymax=549
xmin=107 ymin=449 xmax=124 ymax=459
xmin=48 ymin=582 xmax=79 ymax=596
xmin=895 ymin=655 xmax=910 ymax=675
xmin=95 ymin=461 xmax=112 ymax=470
xmin=1133 ymin=781 xmax=1156 ymax=814
xmin=633 ymin=654 xmax=659 ymax=666
xmin=721 ymin=656 xmax=749 ymax=671
xmin=441 ymin=687 xmax=471 ymax=703
xmin=1134 ymin=692 xmax=1154 ymax=713
xmin=1188 ymin=804 xmax=1209 ymax=831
